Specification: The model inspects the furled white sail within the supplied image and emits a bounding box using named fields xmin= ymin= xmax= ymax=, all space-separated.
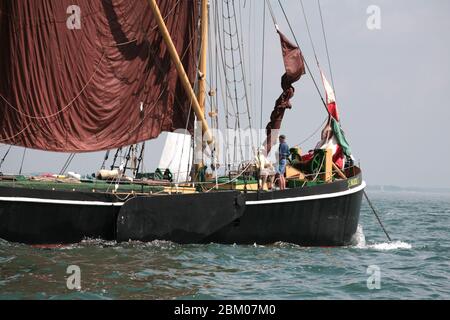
xmin=158 ymin=133 xmax=192 ymax=183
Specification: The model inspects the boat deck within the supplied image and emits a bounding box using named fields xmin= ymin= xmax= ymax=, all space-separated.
xmin=0 ymin=176 xmax=165 ymax=194
xmin=0 ymin=166 xmax=361 ymax=196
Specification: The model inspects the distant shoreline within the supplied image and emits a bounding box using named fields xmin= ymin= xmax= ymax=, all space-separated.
xmin=367 ymin=185 xmax=450 ymax=194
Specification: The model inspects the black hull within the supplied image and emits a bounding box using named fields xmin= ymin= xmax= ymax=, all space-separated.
xmin=0 ymin=201 xmax=119 ymax=244
xmin=0 ymin=174 xmax=365 ymax=246
xmin=116 ymin=191 xmax=246 ymax=244
xmin=0 ymin=187 xmax=121 ymax=244
xmin=205 ymin=187 xmax=363 ymax=246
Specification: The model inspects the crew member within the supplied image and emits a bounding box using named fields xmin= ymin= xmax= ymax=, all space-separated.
xmin=256 ymin=147 xmax=275 ymax=191
xmin=277 ymin=135 xmax=290 ymax=190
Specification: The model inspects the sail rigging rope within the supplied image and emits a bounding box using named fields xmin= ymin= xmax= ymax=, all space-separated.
xmin=18 ymin=148 xmax=26 ymax=175
xmin=219 ymin=3 xmax=241 ymax=171
xmin=224 ymin=0 xmax=245 ymax=163
xmin=232 ymin=1 xmax=255 ymax=156
xmin=294 ymin=116 xmax=328 ymax=148
xmin=317 ymin=0 xmax=336 ymax=93
xmin=59 ymin=153 xmax=76 ymax=176
xmin=213 ymin=0 xmax=232 ymax=171
xmin=242 ymin=0 xmax=255 ymax=129
xmin=0 ymin=53 xmax=106 ymax=120
xmin=275 ymin=0 xmax=329 ymax=115
xmin=259 ymin=0 xmax=267 ymax=146
xmin=101 ymin=150 xmax=110 ymax=170
xmin=265 ymin=0 xmax=278 ymax=28
xmin=299 ymin=0 xmax=320 ymax=67
xmin=134 ymin=142 xmax=145 ymax=178
xmin=203 ymin=161 xmax=253 ymax=193
xmin=363 ymin=190 xmax=393 ymax=242
xmin=0 ymin=123 xmax=31 ymax=143
xmin=0 ymin=145 xmax=12 ymax=171
xmin=233 ymin=0 xmax=256 ymax=157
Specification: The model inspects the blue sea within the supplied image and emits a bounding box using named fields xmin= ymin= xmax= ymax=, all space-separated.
xmin=0 ymin=191 xmax=449 ymax=300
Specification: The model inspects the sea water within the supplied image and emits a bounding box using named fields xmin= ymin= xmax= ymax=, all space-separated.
xmin=0 ymin=191 xmax=449 ymax=300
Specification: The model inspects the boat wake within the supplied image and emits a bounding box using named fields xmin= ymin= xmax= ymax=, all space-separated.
xmin=366 ymin=241 xmax=412 ymax=250
xmin=351 ymin=225 xmax=412 ymax=250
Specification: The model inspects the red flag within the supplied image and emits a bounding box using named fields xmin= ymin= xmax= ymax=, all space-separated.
xmin=320 ymin=70 xmax=340 ymax=121
xmin=318 ymin=70 xmax=346 ymax=168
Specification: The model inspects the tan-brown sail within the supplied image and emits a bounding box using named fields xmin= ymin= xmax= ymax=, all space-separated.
xmin=0 ymin=0 xmax=199 ymax=152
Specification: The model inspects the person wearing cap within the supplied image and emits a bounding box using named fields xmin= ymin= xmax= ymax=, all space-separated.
xmin=277 ymin=134 xmax=290 ymax=190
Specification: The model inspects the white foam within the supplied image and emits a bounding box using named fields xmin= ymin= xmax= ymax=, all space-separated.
xmin=351 ymin=225 xmax=411 ymax=250
xmin=351 ymin=224 xmax=366 ymax=248
xmin=367 ymin=241 xmax=412 ymax=251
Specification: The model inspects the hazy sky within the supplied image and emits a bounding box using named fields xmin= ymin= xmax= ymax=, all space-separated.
xmin=1 ymin=0 xmax=449 ymax=188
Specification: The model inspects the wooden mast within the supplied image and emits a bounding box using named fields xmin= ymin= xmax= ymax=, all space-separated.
xmin=195 ymin=0 xmax=210 ymax=179
xmin=147 ymin=0 xmax=213 ymax=144
xmin=198 ymin=0 xmax=209 ymax=114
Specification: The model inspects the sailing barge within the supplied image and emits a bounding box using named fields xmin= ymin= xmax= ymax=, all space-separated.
xmin=0 ymin=0 xmax=365 ymax=246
